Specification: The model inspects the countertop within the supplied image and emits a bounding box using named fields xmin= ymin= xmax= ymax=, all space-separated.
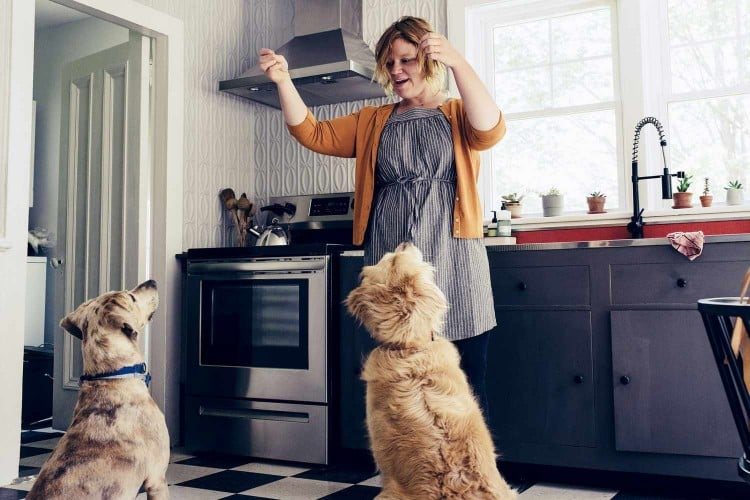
xmin=484 ymin=233 xmax=750 ymax=252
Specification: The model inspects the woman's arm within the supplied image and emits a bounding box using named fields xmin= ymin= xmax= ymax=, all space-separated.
xmin=419 ymin=34 xmax=501 ymax=131
xmin=258 ymin=48 xmax=308 ymax=126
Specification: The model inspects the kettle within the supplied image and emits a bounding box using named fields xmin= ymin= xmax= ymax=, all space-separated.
xmin=249 ymin=218 xmax=289 ymax=246
xmin=248 ymin=203 xmax=296 ymax=246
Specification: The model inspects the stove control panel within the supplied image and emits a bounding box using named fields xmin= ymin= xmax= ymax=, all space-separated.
xmin=269 ymin=192 xmax=354 ymax=223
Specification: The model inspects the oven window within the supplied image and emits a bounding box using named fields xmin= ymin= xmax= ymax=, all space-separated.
xmin=200 ymin=279 xmax=309 ymax=369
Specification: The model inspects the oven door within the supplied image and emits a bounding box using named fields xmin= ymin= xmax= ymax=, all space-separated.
xmin=186 ymin=256 xmax=328 ymax=403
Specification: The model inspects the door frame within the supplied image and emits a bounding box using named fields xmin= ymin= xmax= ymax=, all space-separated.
xmin=5 ymin=0 xmax=184 ymax=461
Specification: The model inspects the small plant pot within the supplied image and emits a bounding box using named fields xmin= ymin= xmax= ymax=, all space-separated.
xmin=672 ymin=192 xmax=693 ymax=209
xmin=505 ymin=202 xmax=522 ymax=218
xmin=542 ymin=194 xmax=564 ymax=217
xmin=699 ymin=195 xmax=713 ymax=207
xmin=586 ymin=196 xmax=606 ymax=214
xmin=726 ymin=188 xmax=744 ymax=206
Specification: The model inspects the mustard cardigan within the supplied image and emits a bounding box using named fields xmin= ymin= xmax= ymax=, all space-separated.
xmin=287 ymin=99 xmax=506 ymax=245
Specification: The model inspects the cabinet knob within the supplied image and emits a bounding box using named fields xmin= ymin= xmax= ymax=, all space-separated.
xmin=574 ymin=375 xmax=584 ymax=384
xmin=676 ymin=278 xmax=688 ymax=288
xmin=620 ymin=375 xmax=631 ymax=385
xmin=517 ymin=281 xmax=528 ymax=291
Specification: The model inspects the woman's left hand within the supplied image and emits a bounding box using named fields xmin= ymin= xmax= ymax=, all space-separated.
xmin=419 ymin=33 xmax=463 ymax=68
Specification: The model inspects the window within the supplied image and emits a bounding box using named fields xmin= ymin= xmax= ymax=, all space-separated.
xmin=664 ymin=0 xmax=749 ymax=196
xmin=459 ymin=0 xmax=750 ymax=220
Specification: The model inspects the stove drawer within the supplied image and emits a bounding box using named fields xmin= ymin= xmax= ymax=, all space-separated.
xmin=185 ymin=396 xmax=328 ymax=464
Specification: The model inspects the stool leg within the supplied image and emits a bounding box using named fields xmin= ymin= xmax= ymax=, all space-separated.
xmin=701 ymin=312 xmax=750 ymax=455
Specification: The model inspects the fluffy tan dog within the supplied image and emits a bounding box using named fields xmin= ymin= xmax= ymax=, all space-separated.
xmin=27 ymin=280 xmax=169 ymax=500
xmin=346 ymin=243 xmax=516 ymax=499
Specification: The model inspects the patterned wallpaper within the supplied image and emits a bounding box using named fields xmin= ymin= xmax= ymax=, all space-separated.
xmin=135 ymin=0 xmax=446 ymax=248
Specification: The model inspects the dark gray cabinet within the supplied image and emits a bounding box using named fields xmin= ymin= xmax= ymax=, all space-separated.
xmin=489 ymin=310 xmax=595 ymax=448
xmin=611 ymin=310 xmax=740 ymax=458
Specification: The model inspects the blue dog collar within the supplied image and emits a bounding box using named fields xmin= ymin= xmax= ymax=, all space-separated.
xmin=79 ymin=362 xmax=151 ymax=387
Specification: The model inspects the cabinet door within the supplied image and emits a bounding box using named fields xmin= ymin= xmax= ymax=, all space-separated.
xmin=337 ymin=256 xmax=377 ymax=450
xmin=611 ymin=310 xmax=742 ymax=457
xmin=488 ymin=311 xmax=595 ymax=448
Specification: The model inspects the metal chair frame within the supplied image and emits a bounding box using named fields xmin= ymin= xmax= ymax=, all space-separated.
xmin=698 ymin=298 xmax=750 ymax=482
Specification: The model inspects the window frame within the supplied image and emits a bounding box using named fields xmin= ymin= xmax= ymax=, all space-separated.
xmin=449 ymin=0 xmax=750 ymax=229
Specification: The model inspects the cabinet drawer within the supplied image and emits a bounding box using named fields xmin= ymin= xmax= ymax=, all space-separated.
xmin=611 ymin=261 xmax=750 ymax=306
xmin=491 ymin=265 xmax=590 ymax=306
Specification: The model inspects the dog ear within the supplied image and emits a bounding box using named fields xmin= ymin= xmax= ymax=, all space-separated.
xmin=60 ymin=315 xmax=84 ymax=340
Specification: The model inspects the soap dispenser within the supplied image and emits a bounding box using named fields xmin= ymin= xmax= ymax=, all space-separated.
xmin=487 ymin=211 xmax=498 ymax=237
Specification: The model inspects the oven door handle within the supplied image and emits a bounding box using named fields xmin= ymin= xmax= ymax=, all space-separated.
xmin=188 ymin=259 xmax=326 ymax=274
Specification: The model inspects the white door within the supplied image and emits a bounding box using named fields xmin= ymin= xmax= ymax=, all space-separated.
xmin=52 ymin=32 xmax=151 ymax=429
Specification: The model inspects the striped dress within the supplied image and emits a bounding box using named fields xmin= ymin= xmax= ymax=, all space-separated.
xmin=363 ymin=106 xmax=496 ymax=341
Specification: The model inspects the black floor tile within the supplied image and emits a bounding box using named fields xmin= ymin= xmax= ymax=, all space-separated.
xmin=218 ymin=495 xmax=278 ymax=499
xmin=294 ymin=462 xmax=378 ymax=484
xmin=17 ymin=466 xmax=40 ymax=478
xmin=319 ymin=484 xmax=381 ymax=499
xmin=0 ymin=488 xmax=26 ymax=500
xmin=176 ymin=470 xmax=283 ymax=493
xmin=19 ymin=446 xmax=49 ymax=459
xmin=176 ymin=452 xmax=256 ymax=469
xmin=20 ymin=431 xmax=62 ymax=444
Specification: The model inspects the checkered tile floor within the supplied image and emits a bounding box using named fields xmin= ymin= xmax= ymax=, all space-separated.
xmin=4 ymin=429 xmax=749 ymax=499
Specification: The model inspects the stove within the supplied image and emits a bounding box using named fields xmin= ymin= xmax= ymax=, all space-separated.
xmin=183 ymin=193 xmax=357 ymax=465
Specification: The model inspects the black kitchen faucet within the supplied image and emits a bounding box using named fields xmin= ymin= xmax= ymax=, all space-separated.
xmin=627 ymin=117 xmax=685 ymax=239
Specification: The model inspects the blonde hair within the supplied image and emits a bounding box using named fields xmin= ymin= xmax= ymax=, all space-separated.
xmin=373 ymin=16 xmax=446 ymax=97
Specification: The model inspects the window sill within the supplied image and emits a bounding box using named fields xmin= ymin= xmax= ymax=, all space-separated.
xmin=510 ymin=204 xmax=750 ymax=231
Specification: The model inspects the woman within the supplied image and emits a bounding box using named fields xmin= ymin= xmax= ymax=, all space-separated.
xmin=259 ymin=16 xmax=505 ymax=413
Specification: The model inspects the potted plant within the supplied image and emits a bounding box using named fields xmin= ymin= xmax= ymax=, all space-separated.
xmin=725 ymin=180 xmax=744 ymax=206
xmin=586 ymin=191 xmax=607 ymax=214
xmin=541 ymin=187 xmax=564 ymax=217
xmin=501 ymin=193 xmax=524 ymax=219
xmin=672 ymin=175 xmax=693 ymax=209
xmin=699 ymin=177 xmax=712 ymax=207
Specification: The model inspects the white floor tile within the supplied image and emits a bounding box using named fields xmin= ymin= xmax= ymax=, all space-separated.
xmin=19 ymin=452 xmax=52 ymax=467
xmin=135 ymin=484 xmax=229 ymax=500
xmin=357 ymin=474 xmax=382 ymax=487
xmin=519 ymin=483 xmax=618 ymax=499
xmin=165 ymin=463 xmax=223 ymax=485
xmin=25 ymin=437 xmax=60 ymax=450
xmin=232 ymin=462 xmax=310 ymax=476
xmin=6 ymin=477 xmax=36 ymax=491
xmin=168 ymin=448 xmax=195 ymax=463
xmin=241 ymin=476 xmax=351 ymax=499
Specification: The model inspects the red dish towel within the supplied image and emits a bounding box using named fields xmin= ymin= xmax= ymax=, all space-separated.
xmin=666 ymin=231 xmax=705 ymax=261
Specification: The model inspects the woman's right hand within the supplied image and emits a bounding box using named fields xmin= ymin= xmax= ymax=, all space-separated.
xmin=258 ymin=48 xmax=290 ymax=84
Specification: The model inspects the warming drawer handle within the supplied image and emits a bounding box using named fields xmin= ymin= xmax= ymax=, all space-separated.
xmin=188 ymin=259 xmax=326 ymax=273
xmin=199 ymin=406 xmax=310 ymax=423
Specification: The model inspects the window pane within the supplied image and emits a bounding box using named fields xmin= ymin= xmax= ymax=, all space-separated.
xmin=491 ymin=110 xmax=619 ymax=214
xmin=668 ymin=94 xmax=749 ymax=192
xmin=553 ymin=57 xmax=614 ymax=106
xmin=671 ymin=41 xmax=742 ymax=93
xmin=551 ymin=8 xmax=611 ymax=62
xmin=493 ymin=6 xmax=614 ymax=112
xmin=496 ymin=67 xmax=551 ymax=112
xmin=494 ymin=19 xmax=549 ymax=71
xmin=668 ymin=0 xmax=747 ymax=92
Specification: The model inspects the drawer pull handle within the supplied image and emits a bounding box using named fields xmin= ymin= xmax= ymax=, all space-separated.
xmin=574 ymin=375 xmax=584 ymax=384
xmin=517 ymin=281 xmax=527 ymax=291
xmin=620 ymin=375 xmax=631 ymax=385
xmin=676 ymin=278 xmax=688 ymax=288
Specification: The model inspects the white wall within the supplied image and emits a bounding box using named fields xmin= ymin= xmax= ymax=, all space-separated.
xmin=31 ymin=16 xmax=129 ymax=345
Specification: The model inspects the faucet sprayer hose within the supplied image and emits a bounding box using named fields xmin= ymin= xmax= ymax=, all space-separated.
xmin=632 ymin=117 xmax=667 ymax=163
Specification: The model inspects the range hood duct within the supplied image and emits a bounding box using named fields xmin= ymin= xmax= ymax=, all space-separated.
xmin=219 ymin=0 xmax=385 ymax=109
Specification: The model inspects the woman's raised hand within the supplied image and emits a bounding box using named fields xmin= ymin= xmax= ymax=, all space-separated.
xmin=419 ymin=33 xmax=462 ymax=68
xmin=259 ymin=48 xmax=290 ymax=83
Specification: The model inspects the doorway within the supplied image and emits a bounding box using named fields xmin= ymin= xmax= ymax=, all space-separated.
xmin=5 ymin=0 xmax=183 ymax=482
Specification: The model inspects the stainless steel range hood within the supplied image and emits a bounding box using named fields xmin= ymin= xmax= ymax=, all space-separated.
xmin=219 ymin=0 xmax=385 ymax=109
